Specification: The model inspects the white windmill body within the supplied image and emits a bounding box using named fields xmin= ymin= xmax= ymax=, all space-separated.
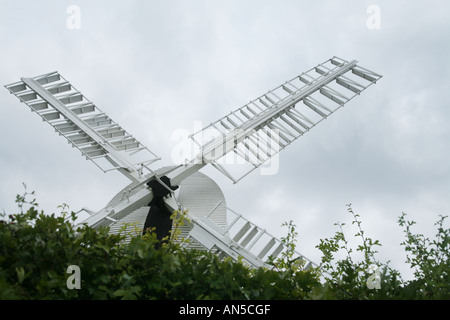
xmin=107 ymin=169 xmax=228 ymax=249
xmin=5 ymin=56 xmax=382 ymax=270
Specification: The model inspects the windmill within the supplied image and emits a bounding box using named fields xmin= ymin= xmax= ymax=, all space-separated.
xmin=5 ymin=56 xmax=381 ymax=270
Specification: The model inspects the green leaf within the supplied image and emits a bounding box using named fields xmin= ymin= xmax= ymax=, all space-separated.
xmin=113 ymin=289 xmax=126 ymax=297
xmin=16 ymin=267 xmax=26 ymax=284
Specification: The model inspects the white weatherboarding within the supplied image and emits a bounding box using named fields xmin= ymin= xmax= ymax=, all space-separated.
xmin=5 ymin=57 xmax=382 ymax=270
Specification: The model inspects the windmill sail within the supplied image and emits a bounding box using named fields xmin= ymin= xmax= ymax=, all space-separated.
xmin=186 ymin=202 xmax=317 ymax=270
xmin=186 ymin=56 xmax=382 ymax=183
xmin=5 ymin=71 xmax=160 ymax=182
xmin=105 ymin=170 xmax=318 ymax=270
xmin=4 ymin=57 xmax=381 ymax=270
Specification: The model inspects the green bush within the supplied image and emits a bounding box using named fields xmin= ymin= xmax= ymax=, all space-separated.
xmin=0 ymin=187 xmax=320 ymax=300
xmin=314 ymin=204 xmax=449 ymax=299
xmin=0 ymin=187 xmax=448 ymax=300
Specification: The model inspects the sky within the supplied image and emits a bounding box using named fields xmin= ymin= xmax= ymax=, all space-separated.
xmin=0 ymin=0 xmax=449 ymax=281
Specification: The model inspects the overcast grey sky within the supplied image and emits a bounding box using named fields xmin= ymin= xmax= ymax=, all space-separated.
xmin=1 ymin=0 xmax=449 ymax=280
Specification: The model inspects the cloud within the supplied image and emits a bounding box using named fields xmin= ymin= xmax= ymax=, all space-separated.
xmin=0 ymin=1 xmax=449 ymax=281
